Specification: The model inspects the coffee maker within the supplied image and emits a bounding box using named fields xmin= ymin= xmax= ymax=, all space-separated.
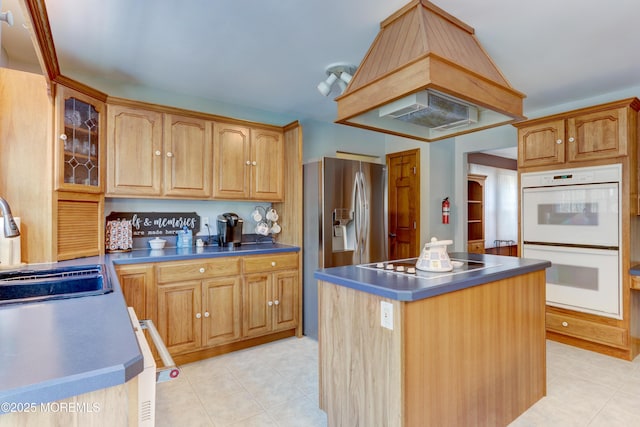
xmin=217 ymin=213 xmax=243 ymax=248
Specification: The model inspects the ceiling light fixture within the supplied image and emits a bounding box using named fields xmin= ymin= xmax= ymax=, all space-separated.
xmin=317 ymin=63 xmax=357 ymax=97
xmin=0 ymin=10 xmax=13 ymax=26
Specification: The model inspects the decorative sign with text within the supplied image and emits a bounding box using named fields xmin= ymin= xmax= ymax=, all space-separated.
xmin=106 ymin=212 xmax=200 ymax=237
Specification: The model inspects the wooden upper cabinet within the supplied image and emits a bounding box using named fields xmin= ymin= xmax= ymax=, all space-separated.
xmin=252 ymin=128 xmax=284 ymax=201
xmin=55 ymin=86 xmax=105 ymax=193
xmin=212 ymin=123 xmax=251 ymax=199
xmin=566 ymin=107 xmax=627 ymax=162
xmin=212 ymin=122 xmax=284 ymax=201
xmin=163 ymin=114 xmax=212 ymax=198
xmin=107 ymin=104 xmax=163 ymax=196
xmin=516 ymin=99 xmax=637 ymax=169
xmin=517 ymin=119 xmax=566 ymax=168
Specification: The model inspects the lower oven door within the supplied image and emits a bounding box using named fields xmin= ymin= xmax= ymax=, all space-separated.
xmin=522 ymin=244 xmax=621 ymax=318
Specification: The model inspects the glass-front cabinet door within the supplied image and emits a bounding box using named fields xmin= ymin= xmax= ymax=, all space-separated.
xmin=55 ymin=85 xmax=105 ymax=192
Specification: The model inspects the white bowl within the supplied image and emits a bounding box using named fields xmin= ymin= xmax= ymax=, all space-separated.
xmin=451 ymin=260 xmax=464 ymax=269
xmin=149 ymin=238 xmax=166 ymax=250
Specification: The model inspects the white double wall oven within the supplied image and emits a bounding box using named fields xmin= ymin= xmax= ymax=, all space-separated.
xmin=521 ymin=164 xmax=622 ymax=319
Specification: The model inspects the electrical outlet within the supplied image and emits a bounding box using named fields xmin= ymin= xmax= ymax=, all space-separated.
xmin=201 ymin=216 xmax=210 ymax=231
xmin=381 ymin=301 xmax=393 ymax=330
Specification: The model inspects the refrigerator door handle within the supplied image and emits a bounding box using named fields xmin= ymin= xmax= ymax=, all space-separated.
xmin=359 ymin=171 xmax=369 ymax=251
xmin=352 ymin=172 xmax=361 ymax=254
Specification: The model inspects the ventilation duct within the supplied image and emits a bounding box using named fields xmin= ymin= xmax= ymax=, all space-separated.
xmin=335 ymin=0 xmax=526 ymax=142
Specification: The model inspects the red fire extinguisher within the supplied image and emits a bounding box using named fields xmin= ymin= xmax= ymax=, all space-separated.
xmin=442 ymin=197 xmax=450 ymax=224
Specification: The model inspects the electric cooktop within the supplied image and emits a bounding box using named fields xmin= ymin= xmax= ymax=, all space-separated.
xmin=357 ymin=257 xmax=501 ymax=280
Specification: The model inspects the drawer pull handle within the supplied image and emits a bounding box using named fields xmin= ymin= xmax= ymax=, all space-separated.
xmin=246 ymin=160 xmax=251 ymax=165
xmin=204 ymin=312 xmax=210 ymax=318
xmin=568 ymin=137 xmax=575 ymax=142
xmin=271 ymin=261 xmax=276 ymax=267
xmin=60 ymin=134 xmax=68 ymax=141
xmin=199 ymin=267 xmax=205 ymax=273
xmin=155 ymin=150 xmax=162 ymax=156
xmin=556 ymin=139 xmax=563 ymax=145
xmin=196 ymin=313 xmax=202 ymax=319
xmin=561 ymin=321 xmax=569 ymax=327
xmin=274 ymin=300 xmax=280 ymax=306
xmin=166 ymin=151 xmax=173 ymax=158
xmin=268 ymin=301 xmax=273 ymax=306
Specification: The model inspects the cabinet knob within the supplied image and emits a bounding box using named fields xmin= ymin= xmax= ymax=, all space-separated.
xmin=274 ymin=300 xmax=280 ymax=306
xmin=199 ymin=267 xmax=205 ymax=273
xmin=252 ymin=161 xmax=257 ymax=166
xmin=155 ymin=150 xmax=162 ymax=156
xmin=568 ymin=137 xmax=575 ymax=142
xmin=561 ymin=321 xmax=568 ymax=327
xmin=268 ymin=301 xmax=273 ymax=306
xmin=204 ymin=312 xmax=210 ymax=318
xmin=196 ymin=313 xmax=202 ymax=319
xmin=246 ymin=160 xmax=251 ymax=165
xmin=556 ymin=139 xmax=563 ymax=145
xmin=166 ymin=151 xmax=173 ymax=158
xmin=59 ymin=134 xmax=68 ymax=141
xmin=271 ymin=261 xmax=276 ymax=267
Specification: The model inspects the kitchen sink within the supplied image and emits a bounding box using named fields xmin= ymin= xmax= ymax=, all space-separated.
xmin=0 ymin=264 xmax=113 ymax=305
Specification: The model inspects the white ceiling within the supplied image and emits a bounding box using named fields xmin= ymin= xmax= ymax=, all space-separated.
xmin=2 ymin=0 xmax=640 ymax=127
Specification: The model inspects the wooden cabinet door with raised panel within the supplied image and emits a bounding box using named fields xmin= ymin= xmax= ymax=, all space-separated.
xmin=164 ymin=114 xmax=212 ymax=197
xmin=115 ymin=263 xmax=155 ymax=320
xmin=202 ymin=276 xmax=242 ymax=347
xmin=243 ymin=273 xmax=272 ymax=337
xmin=518 ymin=119 xmax=565 ymax=168
xmin=251 ymin=128 xmax=284 ymax=201
xmin=212 ymin=123 xmax=250 ymax=199
xmin=567 ymin=107 xmax=627 ymax=162
xmin=272 ymin=270 xmax=298 ymax=331
xmin=107 ymin=105 xmax=163 ymax=196
xmin=157 ymin=281 xmax=202 ymax=355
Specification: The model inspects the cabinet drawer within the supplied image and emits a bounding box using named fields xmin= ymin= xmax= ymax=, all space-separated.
xmin=243 ymin=253 xmax=298 ymax=274
xmin=467 ymin=241 xmax=484 ymax=254
xmin=157 ymin=257 xmax=241 ymax=283
xmin=546 ymin=312 xmax=627 ymax=348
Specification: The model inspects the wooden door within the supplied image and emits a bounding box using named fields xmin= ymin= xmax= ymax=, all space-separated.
xmin=251 ymin=128 xmax=284 ymax=201
xmin=106 ymin=105 xmax=163 ymax=196
xmin=56 ymin=192 xmax=104 ymax=260
xmin=212 ymin=123 xmax=250 ymax=199
xmin=242 ymin=273 xmax=272 ymax=337
xmin=272 ymin=270 xmax=299 ymax=331
xmin=386 ymin=149 xmax=420 ymax=260
xmin=202 ymin=276 xmax=242 ymax=347
xmin=517 ymin=119 xmax=565 ymax=167
xmin=567 ymin=107 xmax=627 ymax=162
xmin=163 ymin=114 xmax=212 ymax=197
xmin=157 ymin=281 xmax=202 ymax=355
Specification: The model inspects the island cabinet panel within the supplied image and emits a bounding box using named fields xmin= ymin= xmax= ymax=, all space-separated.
xmin=318 ymin=269 xmax=546 ymax=427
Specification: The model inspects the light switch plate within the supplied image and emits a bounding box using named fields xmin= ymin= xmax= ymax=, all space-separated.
xmin=381 ymin=301 xmax=393 ymax=330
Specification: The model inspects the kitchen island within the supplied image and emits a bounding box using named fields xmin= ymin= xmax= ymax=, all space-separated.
xmin=314 ymin=253 xmax=550 ymax=427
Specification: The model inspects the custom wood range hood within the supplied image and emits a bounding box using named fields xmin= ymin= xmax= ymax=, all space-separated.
xmin=336 ymin=0 xmax=526 ymax=142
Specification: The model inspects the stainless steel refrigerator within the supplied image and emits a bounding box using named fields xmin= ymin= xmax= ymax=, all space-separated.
xmin=303 ymin=157 xmax=387 ymax=338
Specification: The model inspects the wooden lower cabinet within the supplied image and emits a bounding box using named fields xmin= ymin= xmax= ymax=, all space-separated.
xmin=133 ymin=252 xmax=301 ymax=364
xmin=243 ymin=269 xmax=299 ymax=337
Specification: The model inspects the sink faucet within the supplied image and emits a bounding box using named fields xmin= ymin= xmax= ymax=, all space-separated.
xmin=0 ymin=197 xmax=20 ymax=237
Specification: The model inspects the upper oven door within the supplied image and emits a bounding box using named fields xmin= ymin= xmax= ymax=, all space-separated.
xmin=522 ymin=182 xmax=619 ymax=247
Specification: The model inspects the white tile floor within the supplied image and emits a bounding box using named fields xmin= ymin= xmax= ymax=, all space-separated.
xmin=157 ymin=337 xmax=640 ymax=427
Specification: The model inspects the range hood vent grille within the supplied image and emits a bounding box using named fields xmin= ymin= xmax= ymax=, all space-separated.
xmin=379 ymin=91 xmax=478 ymax=130
xmin=335 ymin=0 xmax=526 ymax=142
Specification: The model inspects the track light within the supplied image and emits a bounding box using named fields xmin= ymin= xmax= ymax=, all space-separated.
xmin=317 ymin=63 xmax=357 ymax=97
xmin=339 ymin=71 xmax=352 ymax=84
xmin=0 ymin=10 xmax=13 ymax=26
xmin=317 ymin=73 xmax=338 ymax=97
